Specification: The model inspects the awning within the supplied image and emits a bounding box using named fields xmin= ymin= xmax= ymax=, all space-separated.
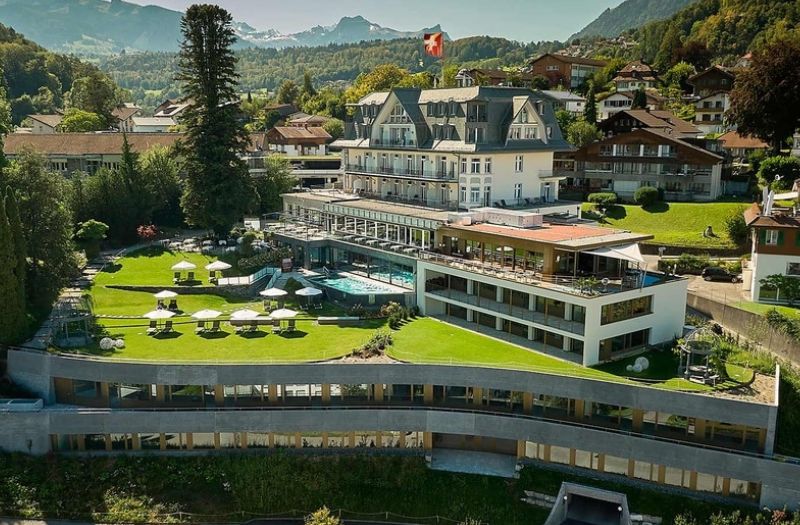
xmin=583 ymin=243 xmax=646 ymax=264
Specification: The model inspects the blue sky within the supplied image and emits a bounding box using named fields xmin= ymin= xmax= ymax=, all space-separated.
xmin=126 ymin=0 xmax=623 ymax=41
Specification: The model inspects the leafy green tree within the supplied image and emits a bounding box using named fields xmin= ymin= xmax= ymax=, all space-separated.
xmin=300 ymin=71 xmax=316 ymax=99
xmin=531 ymin=75 xmax=550 ymax=90
xmin=1 ymin=149 xmax=78 ymax=312
xmin=723 ymin=208 xmax=749 ymax=245
xmin=251 ymin=155 xmax=297 ymax=214
xmin=305 ymin=507 xmax=339 ymax=525
xmin=566 ymin=120 xmax=602 ymax=148
xmin=301 ymin=87 xmax=346 ymax=120
xmin=729 ymin=34 xmax=800 ymax=152
xmin=631 ymin=87 xmax=648 ymax=109
xmin=176 ymin=4 xmax=256 ymax=234
xmin=345 ymin=64 xmax=413 ymax=103
xmin=663 ymin=61 xmax=696 ymax=91
xmin=139 ymin=145 xmax=183 ymax=227
xmin=276 ymin=80 xmax=299 ymax=105
xmin=57 ymin=108 xmax=105 ymax=132
xmin=583 ymin=83 xmax=597 ymax=123
xmin=66 ymin=71 xmax=124 ymax=126
xmin=0 ymin=190 xmax=27 ymax=343
xmin=655 ymin=23 xmax=683 ymax=71
xmin=322 ymin=118 xmax=344 ymax=140
xmin=555 ymin=109 xmax=576 ymax=133
xmin=441 ymin=64 xmax=460 ymax=88
xmin=757 ymin=156 xmax=800 ymax=190
xmin=75 ymin=219 xmax=108 ymax=259
xmin=5 ymin=187 xmax=27 ymax=308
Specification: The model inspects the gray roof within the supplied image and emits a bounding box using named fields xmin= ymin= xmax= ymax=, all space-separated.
xmin=541 ymin=90 xmax=586 ymax=102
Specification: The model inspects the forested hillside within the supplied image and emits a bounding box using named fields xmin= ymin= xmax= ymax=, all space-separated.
xmin=0 ymin=23 xmax=107 ymax=123
xmin=101 ymin=36 xmax=563 ymax=108
xmin=634 ymin=0 xmax=800 ymax=68
xmin=570 ymin=0 xmax=696 ymax=40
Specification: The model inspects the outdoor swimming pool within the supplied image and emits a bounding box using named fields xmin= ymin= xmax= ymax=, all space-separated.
xmin=313 ymin=274 xmax=400 ymax=295
xmin=367 ymin=269 xmax=415 ymax=289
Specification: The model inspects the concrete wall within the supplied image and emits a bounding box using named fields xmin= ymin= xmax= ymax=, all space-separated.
xmin=2 ymin=405 xmax=799 ymax=508
xmin=7 ymin=349 xmax=776 ymax=430
xmin=687 ymin=292 xmax=800 ymax=366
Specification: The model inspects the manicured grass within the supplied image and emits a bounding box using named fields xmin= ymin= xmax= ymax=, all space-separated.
xmin=731 ymin=300 xmax=800 ymax=318
xmin=390 ymin=318 xmax=623 ymax=381
xmin=581 ymin=202 xmax=748 ymax=249
xmin=96 ymin=247 xmax=230 ymax=287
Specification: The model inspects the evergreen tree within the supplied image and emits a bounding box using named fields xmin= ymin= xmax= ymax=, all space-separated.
xmin=0 ymin=193 xmax=26 ymax=344
xmin=631 ymin=87 xmax=648 ymax=109
xmin=0 ymin=66 xmax=10 ymax=168
xmin=301 ymin=71 xmax=316 ymax=98
xmin=176 ymin=4 xmax=256 ymax=233
xmin=655 ymin=24 xmax=682 ymax=72
xmin=583 ymin=83 xmax=597 ymax=124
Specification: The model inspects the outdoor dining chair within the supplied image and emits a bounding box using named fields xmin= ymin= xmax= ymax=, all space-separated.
xmin=146 ymin=320 xmax=158 ymax=336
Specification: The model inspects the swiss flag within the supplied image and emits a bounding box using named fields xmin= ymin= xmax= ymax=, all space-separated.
xmin=424 ymin=32 xmax=444 ymax=58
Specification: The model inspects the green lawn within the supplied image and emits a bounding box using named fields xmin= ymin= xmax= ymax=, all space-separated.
xmin=581 ymin=202 xmax=748 ymax=249
xmin=96 ymin=247 xmax=226 ymax=287
xmin=731 ymin=300 xmax=800 ymax=318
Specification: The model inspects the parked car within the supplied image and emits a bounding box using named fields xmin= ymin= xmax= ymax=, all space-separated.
xmin=701 ymin=267 xmax=741 ymax=283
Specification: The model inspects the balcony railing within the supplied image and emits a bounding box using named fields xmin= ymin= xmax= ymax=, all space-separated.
xmin=350 ymin=189 xmax=458 ymax=210
xmin=345 ymin=164 xmax=456 ymax=180
xmin=372 ymin=138 xmax=417 ymax=149
xmin=419 ymin=252 xmax=673 ymax=297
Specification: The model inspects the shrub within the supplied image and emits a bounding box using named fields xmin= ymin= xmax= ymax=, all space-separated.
xmin=239 ymin=231 xmax=258 ymax=256
xmin=380 ymin=301 xmax=404 ymax=318
xmin=348 ymin=304 xmax=366 ymax=317
xmin=633 ymin=186 xmax=660 ymax=207
xmin=587 ymin=192 xmax=617 ymax=209
xmin=723 ymin=208 xmax=749 ymax=245
xmin=351 ymin=330 xmax=394 ymax=358
xmin=657 ymin=253 xmax=711 ymax=274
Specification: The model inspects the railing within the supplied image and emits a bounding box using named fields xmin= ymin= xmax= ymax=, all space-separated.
xmin=350 ymin=190 xmax=459 ymax=211
xmin=344 ymin=164 xmax=456 ymax=180
xmin=372 ymin=138 xmax=417 ymax=148
xmin=217 ymin=266 xmax=275 ymax=287
xmin=419 ymin=252 xmax=668 ymax=297
xmin=35 ymin=403 xmax=791 ymax=462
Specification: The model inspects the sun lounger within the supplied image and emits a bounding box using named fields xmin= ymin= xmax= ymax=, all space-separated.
xmin=210 ymin=320 xmax=221 ymax=332
xmin=163 ymin=320 xmax=173 ymax=333
xmin=147 ymin=320 xmax=158 ymax=335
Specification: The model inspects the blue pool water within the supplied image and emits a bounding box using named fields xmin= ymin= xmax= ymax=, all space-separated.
xmin=368 ymin=269 xmax=415 ymax=289
xmin=314 ymin=275 xmax=399 ymax=295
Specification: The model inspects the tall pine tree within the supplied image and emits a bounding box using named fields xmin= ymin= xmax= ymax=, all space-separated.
xmin=631 ymin=87 xmax=648 ymax=110
xmin=0 ymin=192 xmax=26 ymax=344
xmin=177 ymin=4 xmax=256 ymax=233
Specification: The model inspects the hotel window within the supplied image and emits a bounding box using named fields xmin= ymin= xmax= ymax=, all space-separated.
xmin=788 ymin=263 xmax=800 ymax=276
xmin=510 ymin=127 xmax=521 ymax=140
xmin=470 ymin=186 xmax=480 ymax=203
xmin=427 ymin=103 xmax=434 ymax=116
xmin=525 ymin=127 xmax=538 ymax=139
xmin=460 ymin=186 xmax=467 ymax=203
xmin=483 ymin=187 xmax=491 ymax=207
xmin=484 ymin=157 xmax=492 ymax=173
xmin=546 ymin=65 xmax=559 ymax=71
xmin=439 ymin=157 xmax=447 ymax=174
xmin=468 ymin=127 xmax=485 ymax=143
xmin=471 ymin=158 xmax=481 ymax=173
xmin=601 ymin=296 xmax=653 ymax=325
xmin=460 ymin=158 xmax=467 ymax=174
xmin=546 ymin=126 xmax=552 ymax=138
xmin=513 ymin=183 xmax=522 ymax=199
xmin=515 ymin=155 xmax=524 ymax=172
